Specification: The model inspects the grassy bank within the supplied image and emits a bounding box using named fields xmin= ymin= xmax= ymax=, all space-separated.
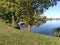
xmin=0 ymin=22 xmax=60 ymax=45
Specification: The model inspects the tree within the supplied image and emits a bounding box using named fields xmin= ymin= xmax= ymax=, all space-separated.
xmin=19 ymin=0 xmax=59 ymax=32
xmin=0 ymin=0 xmax=59 ymax=31
xmin=0 ymin=0 xmax=21 ymax=26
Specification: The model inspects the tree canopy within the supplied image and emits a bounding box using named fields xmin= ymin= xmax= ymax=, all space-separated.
xmin=0 ymin=0 xmax=60 ymax=31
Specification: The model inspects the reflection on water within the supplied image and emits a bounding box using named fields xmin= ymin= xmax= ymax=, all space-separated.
xmin=32 ymin=20 xmax=60 ymax=35
xmin=20 ymin=20 xmax=60 ymax=36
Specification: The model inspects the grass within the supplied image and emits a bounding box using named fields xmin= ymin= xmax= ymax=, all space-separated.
xmin=0 ymin=22 xmax=60 ymax=45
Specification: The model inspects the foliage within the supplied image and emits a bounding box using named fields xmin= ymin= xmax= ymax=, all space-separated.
xmin=54 ymin=27 xmax=60 ymax=37
xmin=0 ymin=0 xmax=60 ymax=31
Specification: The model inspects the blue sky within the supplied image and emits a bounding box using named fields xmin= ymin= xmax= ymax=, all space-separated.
xmin=44 ymin=1 xmax=60 ymax=18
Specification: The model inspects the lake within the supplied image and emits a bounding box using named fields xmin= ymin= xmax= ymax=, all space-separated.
xmin=20 ymin=20 xmax=60 ymax=36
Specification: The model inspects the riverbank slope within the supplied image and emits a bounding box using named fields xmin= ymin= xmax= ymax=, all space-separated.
xmin=0 ymin=22 xmax=60 ymax=45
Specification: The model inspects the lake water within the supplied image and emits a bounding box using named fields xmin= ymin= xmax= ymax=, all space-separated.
xmin=20 ymin=20 xmax=60 ymax=36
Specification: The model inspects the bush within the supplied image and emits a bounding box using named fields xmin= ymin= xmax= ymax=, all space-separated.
xmin=54 ymin=27 xmax=60 ymax=37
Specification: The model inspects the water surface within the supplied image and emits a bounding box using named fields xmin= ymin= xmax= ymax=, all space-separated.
xmin=20 ymin=20 xmax=60 ymax=35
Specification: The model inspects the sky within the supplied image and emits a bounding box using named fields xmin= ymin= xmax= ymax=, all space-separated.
xmin=44 ymin=1 xmax=60 ymax=18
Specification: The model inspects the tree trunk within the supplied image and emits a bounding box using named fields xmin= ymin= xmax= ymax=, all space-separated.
xmin=27 ymin=24 xmax=31 ymax=32
xmin=15 ymin=17 xmax=20 ymax=28
xmin=11 ymin=13 xmax=15 ymax=27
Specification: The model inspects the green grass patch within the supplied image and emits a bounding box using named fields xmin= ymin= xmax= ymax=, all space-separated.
xmin=0 ymin=22 xmax=60 ymax=45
